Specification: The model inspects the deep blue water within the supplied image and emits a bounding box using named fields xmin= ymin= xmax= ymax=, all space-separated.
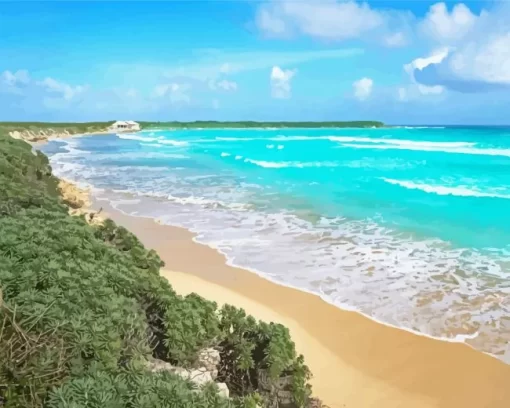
xmin=42 ymin=126 xmax=510 ymax=361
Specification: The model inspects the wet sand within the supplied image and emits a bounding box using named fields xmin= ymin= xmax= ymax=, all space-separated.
xmin=93 ymin=198 xmax=510 ymax=408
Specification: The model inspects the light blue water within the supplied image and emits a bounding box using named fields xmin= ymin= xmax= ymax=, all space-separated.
xmin=42 ymin=126 xmax=510 ymax=360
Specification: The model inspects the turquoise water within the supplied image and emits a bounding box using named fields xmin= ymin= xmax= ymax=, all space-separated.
xmin=42 ymin=126 xmax=510 ymax=361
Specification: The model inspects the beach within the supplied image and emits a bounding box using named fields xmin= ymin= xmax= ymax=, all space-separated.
xmin=42 ymin=128 xmax=510 ymax=361
xmin=92 ymin=197 xmax=510 ymax=408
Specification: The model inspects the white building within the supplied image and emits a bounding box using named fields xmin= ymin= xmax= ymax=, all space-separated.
xmin=109 ymin=120 xmax=141 ymax=132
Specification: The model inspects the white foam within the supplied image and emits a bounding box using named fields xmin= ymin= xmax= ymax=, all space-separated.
xmin=403 ymin=126 xmax=446 ymax=129
xmin=244 ymin=159 xmax=288 ymax=168
xmin=102 ymin=190 xmax=510 ymax=360
xmin=213 ymin=134 xmax=477 ymax=151
xmin=235 ymin=155 xmax=243 ymax=160
xmin=117 ymin=133 xmax=159 ymax=142
xmin=342 ymin=142 xmax=510 ymax=158
xmin=87 ymin=152 xmax=190 ymax=161
xmin=215 ymin=136 xmax=257 ymax=141
xmin=221 ymin=152 xmax=231 ymax=157
xmin=328 ymin=136 xmax=474 ymax=148
xmin=117 ymin=133 xmax=188 ymax=146
xmin=381 ymin=178 xmax=510 ymax=199
xmin=244 ymin=159 xmax=338 ymax=169
xmin=277 ymin=145 xmax=285 ymax=150
xmin=165 ymin=194 xmax=250 ymax=211
xmin=158 ymin=139 xmax=188 ymax=147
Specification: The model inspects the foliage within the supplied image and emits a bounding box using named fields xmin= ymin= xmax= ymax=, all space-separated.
xmin=217 ymin=305 xmax=311 ymax=401
xmin=46 ymin=369 xmax=230 ymax=408
xmin=0 ymin=131 xmax=313 ymax=407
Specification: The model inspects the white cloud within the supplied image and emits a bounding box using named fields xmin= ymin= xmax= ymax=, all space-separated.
xmin=125 ymin=88 xmax=138 ymax=98
xmin=208 ymin=79 xmax=238 ymax=92
xmin=445 ymin=33 xmax=510 ymax=85
xmin=420 ymin=2 xmax=482 ymax=43
xmin=255 ymin=0 xmax=412 ymax=46
xmin=397 ymin=87 xmax=408 ymax=101
xmin=219 ymin=63 xmax=232 ymax=74
xmin=1 ymin=70 xmax=31 ymax=95
xmin=352 ymin=77 xmax=373 ymax=100
xmin=38 ymin=77 xmax=88 ymax=100
xmin=403 ymin=48 xmax=448 ymax=95
xmin=405 ymin=48 xmax=450 ymax=72
xmin=218 ymin=80 xmax=237 ymax=91
xmin=161 ymin=48 xmax=362 ymax=82
xmin=407 ymin=8 xmax=510 ymax=94
xmin=384 ymin=32 xmax=408 ymax=47
xmin=257 ymin=0 xmax=383 ymax=40
xmin=1 ymin=70 xmax=30 ymax=87
xmin=270 ymin=66 xmax=296 ymax=99
xmin=257 ymin=9 xmax=289 ymax=37
xmin=152 ymin=83 xmax=191 ymax=104
xmin=1 ymin=69 xmax=88 ymax=105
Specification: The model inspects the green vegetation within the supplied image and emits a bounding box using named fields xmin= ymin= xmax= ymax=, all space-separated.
xmin=0 ymin=132 xmax=313 ymax=407
xmin=0 ymin=122 xmax=113 ymax=135
xmin=140 ymin=120 xmax=384 ymax=129
xmin=0 ymin=120 xmax=384 ymax=137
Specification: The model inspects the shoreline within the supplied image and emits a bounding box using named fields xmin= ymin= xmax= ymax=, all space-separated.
xmin=90 ymin=196 xmax=510 ymax=408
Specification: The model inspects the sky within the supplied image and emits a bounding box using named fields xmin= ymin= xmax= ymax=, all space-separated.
xmin=1 ymin=0 xmax=510 ymax=125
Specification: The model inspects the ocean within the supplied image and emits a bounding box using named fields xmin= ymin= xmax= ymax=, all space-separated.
xmin=41 ymin=126 xmax=510 ymax=362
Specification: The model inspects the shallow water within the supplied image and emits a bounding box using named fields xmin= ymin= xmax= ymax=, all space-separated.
xmin=41 ymin=126 xmax=510 ymax=362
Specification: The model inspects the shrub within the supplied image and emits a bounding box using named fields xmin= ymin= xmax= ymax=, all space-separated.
xmin=0 ymin=132 xmax=313 ymax=407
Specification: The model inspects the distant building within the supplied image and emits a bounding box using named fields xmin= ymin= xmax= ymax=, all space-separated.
xmin=109 ymin=120 xmax=141 ymax=132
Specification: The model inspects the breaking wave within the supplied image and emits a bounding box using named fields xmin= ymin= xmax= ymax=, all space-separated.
xmin=381 ymin=178 xmax=510 ymax=199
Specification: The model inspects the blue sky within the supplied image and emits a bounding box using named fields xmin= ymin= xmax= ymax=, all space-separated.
xmin=1 ymin=0 xmax=509 ymax=124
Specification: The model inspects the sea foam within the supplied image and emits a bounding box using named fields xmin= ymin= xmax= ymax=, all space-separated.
xmin=381 ymin=178 xmax=510 ymax=199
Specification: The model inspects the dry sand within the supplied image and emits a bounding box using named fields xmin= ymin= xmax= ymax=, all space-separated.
xmin=92 ymin=199 xmax=510 ymax=408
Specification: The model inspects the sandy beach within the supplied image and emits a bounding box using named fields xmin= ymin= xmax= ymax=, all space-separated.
xmin=90 ymin=198 xmax=510 ymax=408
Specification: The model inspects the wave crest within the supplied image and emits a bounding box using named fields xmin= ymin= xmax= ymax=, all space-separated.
xmin=381 ymin=178 xmax=510 ymax=199
xmin=244 ymin=159 xmax=338 ymax=169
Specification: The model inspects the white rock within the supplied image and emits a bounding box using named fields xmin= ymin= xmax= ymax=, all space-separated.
xmin=146 ymin=358 xmax=227 ymax=397
xmin=184 ymin=368 xmax=214 ymax=386
xmin=216 ymin=383 xmax=230 ymax=398
xmin=196 ymin=348 xmax=221 ymax=372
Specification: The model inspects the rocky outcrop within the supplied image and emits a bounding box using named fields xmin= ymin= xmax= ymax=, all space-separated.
xmin=10 ymin=129 xmax=71 ymax=143
xmin=195 ymin=348 xmax=221 ymax=379
xmin=258 ymin=369 xmax=296 ymax=407
xmin=9 ymin=128 xmax=107 ymax=143
xmin=59 ymin=180 xmax=91 ymax=209
xmin=58 ymin=180 xmax=104 ymax=226
xmin=146 ymin=347 xmax=229 ymax=398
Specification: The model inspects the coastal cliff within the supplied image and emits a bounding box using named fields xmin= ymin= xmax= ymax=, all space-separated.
xmin=1 ymin=121 xmax=114 ymax=143
xmin=8 ymin=128 xmax=108 ymax=143
xmin=10 ymin=128 xmax=73 ymax=142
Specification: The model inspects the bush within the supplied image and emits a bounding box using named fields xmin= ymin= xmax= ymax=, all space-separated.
xmin=0 ymin=132 xmax=312 ymax=407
